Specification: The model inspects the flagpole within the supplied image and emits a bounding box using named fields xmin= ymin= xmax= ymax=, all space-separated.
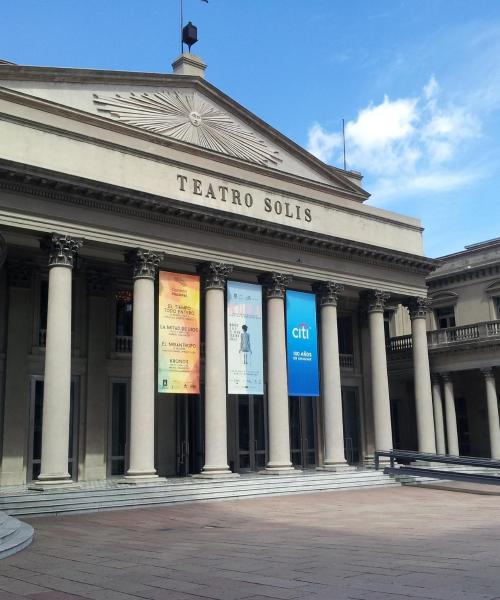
xmin=180 ymin=0 xmax=184 ymax=54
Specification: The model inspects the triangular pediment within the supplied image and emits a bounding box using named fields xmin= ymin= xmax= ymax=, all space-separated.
xmin=0 ymin=65 xmax=368 ymax=200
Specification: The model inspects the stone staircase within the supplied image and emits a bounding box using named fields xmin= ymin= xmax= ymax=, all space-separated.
xmin=0 ymin=469 xmax=398 ymax=518
xmin=0 ymin=511 xmax=34 ymax=559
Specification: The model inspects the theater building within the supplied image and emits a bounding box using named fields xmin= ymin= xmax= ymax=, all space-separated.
xmin=0 ymin=54 xmax=437 ymax=488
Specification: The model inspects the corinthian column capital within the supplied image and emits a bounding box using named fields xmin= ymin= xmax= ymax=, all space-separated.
xmin=313 ymin=281 xmax=344 ymax=307
xmin=127 ymin=249 xmax=164 ymax=280
xmin=43 ymin=233 xmax=83 ymax=269
xmin=406 ymin=296 xmax=432 ymax=319
xmin=481 ymin=367 xmax=495 ymax=380
xmin=361 ymin=289 xmax=390 ymax=313
xmin=258 ymin=272 xmax=292 ymax=299
xmin=197 ymin=261 xmax=233 ymax=290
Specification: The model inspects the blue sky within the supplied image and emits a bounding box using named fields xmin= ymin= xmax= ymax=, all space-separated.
xmin=2 ymin=0 xmax=500 ymax=258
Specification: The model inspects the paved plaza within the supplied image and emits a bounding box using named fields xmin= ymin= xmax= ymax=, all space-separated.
xmin=1 ymin=486 xmax=500 ymax=600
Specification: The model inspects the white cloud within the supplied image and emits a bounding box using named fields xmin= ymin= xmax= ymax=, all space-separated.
xmin=306 ymin=77 xmax=482 ymax=202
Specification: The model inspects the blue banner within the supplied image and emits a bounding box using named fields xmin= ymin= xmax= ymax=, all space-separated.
xmin=286 ymin=290 xmax=320 ymax=397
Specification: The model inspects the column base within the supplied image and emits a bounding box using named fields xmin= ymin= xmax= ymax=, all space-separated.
xmin=317 ymin=463 xmax=356 ymax=473
xmin=259 ymin=466 xmax=301 ymax=476
xmin=191 ymin=471 xmax=240 ymax=479
xmin=118 ymin=474 xmax=167 ymax=486
xmin=28 ymin=478 xmax=79 ymax=491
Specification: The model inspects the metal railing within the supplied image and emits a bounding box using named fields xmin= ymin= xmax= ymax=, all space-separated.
xmin=388 ymin=319 xmax=500 ymax=352
xmin=375 ymin=449 xmax=500 ymax=485
xmin=339 ymin=353 xmax=354 ymax=369
xmin=115 ymin=335 xmax=132 ymax=353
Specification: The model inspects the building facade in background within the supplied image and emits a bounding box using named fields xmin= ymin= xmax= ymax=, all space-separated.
xmin=0 ymin=54 xmax=439 ymax=488
xmin=389 ymin=239 xmax=500 ymax=459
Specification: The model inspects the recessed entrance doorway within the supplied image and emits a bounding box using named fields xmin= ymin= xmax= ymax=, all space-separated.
xmin=28 ymin=376 xmax=79 ymax=482
xmin=341 ymin=386 xmax=362 ymax=465
xmin=289 ymin=397 xmax=317 ymax=469
xmin=108 ymin=380 xmax=130 ymax=477
xmin=236 ymin=395 xmax=266 ymax=472
xmin=176 ymin=395 xmax=203 ymax=476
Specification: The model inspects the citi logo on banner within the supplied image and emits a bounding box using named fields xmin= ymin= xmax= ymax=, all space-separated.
xmin=292 ymin=323 xmax=310 ymax=340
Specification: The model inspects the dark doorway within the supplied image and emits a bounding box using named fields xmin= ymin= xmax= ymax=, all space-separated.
xmin=342 ymin=387 xmax=362 ymax=464
xmin=236 ymin=395 xmax=266 ymax=472
xmin=176 ymin=395 xmax=203 ymax=476
xmin=289 ymin=397 xmax=317 ymax=468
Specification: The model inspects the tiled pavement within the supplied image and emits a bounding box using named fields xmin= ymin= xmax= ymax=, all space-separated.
xmin=1 ymin=486 xmax=500 ymax=600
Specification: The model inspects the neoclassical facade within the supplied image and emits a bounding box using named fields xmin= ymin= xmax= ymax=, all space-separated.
xmin=388 ymin=238 xmax=500 ymax=459
xmin=0 ymin=54 xmax=437 ymax=488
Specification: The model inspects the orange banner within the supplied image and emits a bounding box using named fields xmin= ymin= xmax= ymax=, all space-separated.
xmin=158 ymin=271 xmax=200 ymax=394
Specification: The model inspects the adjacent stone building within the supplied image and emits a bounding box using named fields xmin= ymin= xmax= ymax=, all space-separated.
xmin=388 ymin=238 xmax=500 ymax=458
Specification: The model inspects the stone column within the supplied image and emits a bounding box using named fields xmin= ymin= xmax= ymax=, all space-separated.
xmin=125 ymin=249 xmax=163 ymax=481
xmin=83 ymin=270 xmax=109 ymax=480
xmin=1 ymin=260 xmax=33 ymax=486
xmin=442 ymin=373 xmax=459 ymax=456
xmin=37 ymin=234 xmax=83 ymax=486
xmin=259 ymin=272 xmax=295 ymax=474
xmin=313 ymin=281 xmax=349 ymax=470
xmin=197 ymin=261 xmax=236 ymax=477
xmin=481 ymin=368 xmax=500 ymax=460
xmin=363 ymin=290 xmax=393 ymax=453
xmin=407 ymin=297 xmax=436 ymax=453
xmin=431 ymin=375 xmax=446 ymax=455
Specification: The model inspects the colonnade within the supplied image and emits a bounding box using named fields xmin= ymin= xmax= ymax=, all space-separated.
xmin=431 ymin=369 xmax=500 ymax=459
xmin=30 ymin=233 xmax=441 ymax=485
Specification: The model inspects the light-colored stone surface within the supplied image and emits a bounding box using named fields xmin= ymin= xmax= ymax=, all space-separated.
xmin=38 ymin=265 xmax=73 ymax=482
xmin=127 ymin=276 xmax=157 ymax=479
xmin=411 ymin=315 xmax=436 ymax=453
xmin=443 ymin=375 xmax=460 ymax=456
xmin=432 ymin=377 xmax=446 ymax=455
xmin=2 ymin=487 xmax=500 ymax=599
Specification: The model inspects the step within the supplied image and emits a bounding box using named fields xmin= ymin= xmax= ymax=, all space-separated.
xmin=0 ymin=472 xmax=399 ymax=517
xmin=0 ymin=512 xmax=33 ymax=559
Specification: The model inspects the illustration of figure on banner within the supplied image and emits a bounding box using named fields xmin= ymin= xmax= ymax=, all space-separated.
xmin=239 ymin=324 xmax=252 ymax=365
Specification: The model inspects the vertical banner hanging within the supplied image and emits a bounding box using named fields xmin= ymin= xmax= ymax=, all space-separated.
xmin=286 ymin=290 xmax=320 ymax=397
xmin=227 ymin=281 xmax=264 ymax=395
xmin=158 ymin=271 xmax=200 ymax=394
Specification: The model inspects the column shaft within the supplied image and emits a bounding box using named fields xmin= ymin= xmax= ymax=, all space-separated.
xmin=260 ymin=273 xmax=294 ymax=473
xmin=482 ymin=369 xmax=500 ymax=460
xmin=366 ymin=292 xmax=393 ymax=452
xmin=431 ymin=377 xmax=446 ymax=455
xmin=443 ymin=375 xmax=459 ymax=456
xmin=203 ymin=286 xmax=230 ymax=473
xmin=198 ymin=262 xmax=234 ymax=477
xmin=126 ymin=249 xmax=162 ymax=480
xmin=315 ymin=282 xmax=347 ymax=468
xmin=38 ymin=234 xmax=82 ymax=484
xmin=409 ymin=303 xmax=436 ymax=453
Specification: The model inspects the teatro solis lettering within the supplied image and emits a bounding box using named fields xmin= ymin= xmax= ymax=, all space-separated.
xmin=176 ymin=174 xmax=312 ymax=223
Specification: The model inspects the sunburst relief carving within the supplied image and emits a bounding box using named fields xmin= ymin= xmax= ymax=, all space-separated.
xmin=93 ymin=91 xmax=281 ymax=167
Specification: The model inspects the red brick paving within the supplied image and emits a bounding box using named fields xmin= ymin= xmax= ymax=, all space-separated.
xmin=1 ymin=486 xmax=500 ymax=599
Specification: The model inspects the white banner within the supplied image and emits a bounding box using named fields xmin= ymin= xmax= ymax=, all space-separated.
xmin=227 ymin=281 xmax=264 ymax=395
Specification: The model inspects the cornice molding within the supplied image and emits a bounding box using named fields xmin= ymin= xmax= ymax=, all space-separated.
xmin=0 ymin=166 xmax=437 ymax=277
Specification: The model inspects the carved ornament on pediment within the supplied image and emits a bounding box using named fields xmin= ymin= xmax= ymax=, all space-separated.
xmin=94 ymin=91 xmax=282 ymax=167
